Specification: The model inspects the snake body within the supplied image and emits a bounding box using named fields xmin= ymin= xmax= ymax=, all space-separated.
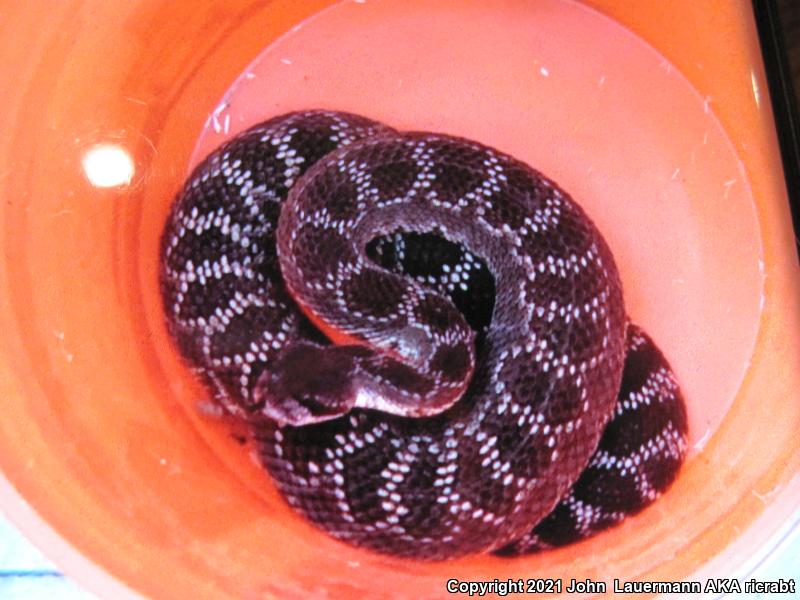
xmin=160 ymin=110 xmax=687 ymax=559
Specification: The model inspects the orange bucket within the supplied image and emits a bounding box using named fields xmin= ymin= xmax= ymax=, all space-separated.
xmin=1 ymin=1 xmax=798 ymax=598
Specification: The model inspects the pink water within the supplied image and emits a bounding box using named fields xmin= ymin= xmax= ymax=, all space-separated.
xmin=191 ymin=0 xmax=764 ymax=453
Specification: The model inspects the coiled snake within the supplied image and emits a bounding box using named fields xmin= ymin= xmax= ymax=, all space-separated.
xmin=160 ymin=110 xmax=687 ymax=559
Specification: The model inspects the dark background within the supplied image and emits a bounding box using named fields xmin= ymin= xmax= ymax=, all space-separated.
xmin=773 ymin=0 xmax=799 ymax=231
xmin=777 ymin=0 xmax=800 ymax=99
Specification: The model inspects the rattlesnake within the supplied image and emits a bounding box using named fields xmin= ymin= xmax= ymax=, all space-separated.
xmin=160 ymin=110 xmax=687 ymax=560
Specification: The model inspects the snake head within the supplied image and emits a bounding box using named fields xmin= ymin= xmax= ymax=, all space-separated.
xmin=253 ymin=342 xmax=367 ymax=427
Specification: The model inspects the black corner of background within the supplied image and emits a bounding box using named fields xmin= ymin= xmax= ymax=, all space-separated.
xmin=753 ymin=0 xmax=800 ymax=255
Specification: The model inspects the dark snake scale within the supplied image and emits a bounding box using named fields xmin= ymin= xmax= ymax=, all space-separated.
xmin=160 ymin=110 xmax=688 ymax=560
